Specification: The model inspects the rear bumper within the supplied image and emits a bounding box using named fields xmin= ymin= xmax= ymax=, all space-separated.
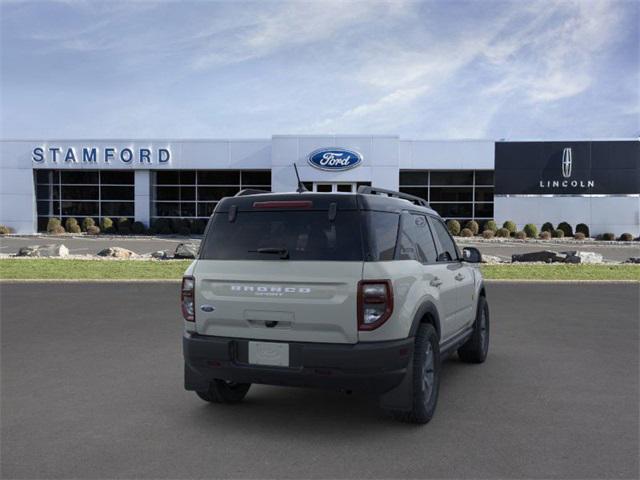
xmin=183 ymin=332 xmax=413 ymax=393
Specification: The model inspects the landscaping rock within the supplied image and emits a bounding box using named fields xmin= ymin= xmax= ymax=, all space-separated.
xmin=511 ymin=250 xmax=566 ymax=263
xmin=625 ymin=257 xmax=640 ymax=264
xmin=151 ymin=250 xmax=169 ymax=260
xmin=561 ymin=251 xmax=604 ymax=264
xmin=96 ymin=247 xmax=136 ymax=258
xmin=482 ymin=254 xmax=504 ymax=264
xmin=17 ymin=244 xmax=69 ymax=258
xmin=174 ymin=243 xmax=199 ymax=259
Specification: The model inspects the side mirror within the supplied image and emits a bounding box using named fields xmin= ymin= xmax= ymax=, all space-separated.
xmin=462 ymin=247 xmax=482 ymax=263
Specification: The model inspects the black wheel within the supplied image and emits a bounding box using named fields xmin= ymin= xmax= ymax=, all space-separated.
xmin=196 ymin=380 xmax=251 ymax=404
xmin=458 ymin=295 xmax=490 ymax=363
xmin=396 ymin=323 xmax=441 ymax=424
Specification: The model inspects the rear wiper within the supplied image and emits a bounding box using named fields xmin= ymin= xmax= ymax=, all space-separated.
xmin=249 ymin=247 xmax=290 ymax=259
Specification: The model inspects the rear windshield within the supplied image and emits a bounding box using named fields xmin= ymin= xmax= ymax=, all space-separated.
xmin=200 ymin=211 xmax=364 ymax=261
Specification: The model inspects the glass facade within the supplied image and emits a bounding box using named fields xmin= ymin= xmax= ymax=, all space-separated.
xmin=35 ymin=170 xmax=134 ymax=231
xmin=399 ymin=170 xmax=494 ymax=223
xmin=151 ymin=170 xmax=271 ymax=220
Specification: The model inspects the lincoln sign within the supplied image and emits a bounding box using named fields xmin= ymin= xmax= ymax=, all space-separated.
xmin=495 ymin=140 xmax=639 ymax=196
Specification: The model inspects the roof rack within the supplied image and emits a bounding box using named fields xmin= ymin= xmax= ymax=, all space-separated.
xmin=234 ymin=188 xmax=270 ymax=197
xmin=357 ymin=186 xmax=430 ymax=208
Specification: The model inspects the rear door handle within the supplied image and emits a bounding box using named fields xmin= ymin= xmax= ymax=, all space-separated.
xmin=430 ymin=277 xmax=443 ymax=287
xmin=455 ymin=273 xmax=465 ymax=281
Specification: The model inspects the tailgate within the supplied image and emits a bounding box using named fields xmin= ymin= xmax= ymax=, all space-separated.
xmin=194 ymin=260 xmax=362 ymax=344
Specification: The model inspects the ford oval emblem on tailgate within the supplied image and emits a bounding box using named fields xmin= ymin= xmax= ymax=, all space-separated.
xmin=200 ymin=305 xmax=215 ymax=312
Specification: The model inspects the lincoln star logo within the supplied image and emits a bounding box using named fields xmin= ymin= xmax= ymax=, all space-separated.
xmin=562 ymin=147 xmax=572 ymax=178
xmin=308 ymin=148 xmax=362 ymax=171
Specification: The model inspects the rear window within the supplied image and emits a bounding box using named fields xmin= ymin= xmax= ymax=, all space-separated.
xmin=200 ymin=211 xmax=363 ymax=261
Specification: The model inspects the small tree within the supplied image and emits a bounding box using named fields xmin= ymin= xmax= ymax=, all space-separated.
xmin=484 ymin=220 xmax=498 ymax=233
xmin=496 ymin=228 xmax=510 ymax=238
xmin=446 ymin=219 xmax=461 ymax=236
xmin=464 ymin=220 xmax=479 ymax=235
xmin=101 ymin=217 xmax=114 ymax=233
xmin=557 ymin=221 xmax=573 ymax=237
xmin=81 ymin=217 xmax=95 ymax=232
xmin=502 ymin=220 xmax=517 ymax=234
xmin=523 ymin=223 xmax=538 ymax=238
xmin=575 ymin=223 xmax=590 ymax=238
xmin=541 ymin=222 xmax=554 ymax=233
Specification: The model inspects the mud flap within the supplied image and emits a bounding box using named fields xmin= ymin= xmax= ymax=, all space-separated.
xmin=184 ymin=363 xmax=210 ymax=391
xmin=378 ymin=355 xmax=414 ymax=412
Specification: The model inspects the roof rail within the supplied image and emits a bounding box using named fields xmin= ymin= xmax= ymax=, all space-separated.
xmin=357 ymin=186 xmax=430 ymax=208
xmin=234 ymin=188 xmax=270 ymax=197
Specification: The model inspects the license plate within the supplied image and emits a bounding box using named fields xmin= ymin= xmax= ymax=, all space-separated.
xmin=248 ymin=341 xmax=289 ymax=367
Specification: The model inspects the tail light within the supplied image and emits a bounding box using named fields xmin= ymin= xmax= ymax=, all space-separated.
xmin=358 ymin=280 xmax=393 ymax=331
xmin=181 ymin=276 xmax=195 ymax=322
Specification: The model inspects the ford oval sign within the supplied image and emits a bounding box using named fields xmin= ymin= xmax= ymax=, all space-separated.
xmin=307 ymin=148 xmax=362 ymax=171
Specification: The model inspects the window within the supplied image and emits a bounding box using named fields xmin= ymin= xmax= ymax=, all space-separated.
xmin=397 ymin=214 xmax=438 ymax=263
xmin=200 ymin=211 xmax=363 ymax=261
xmin=151 ymin=170 xmax=271 ymax=221
xmin=429 ymin=217 xmax=459 ymax=262
xmin=34 ymin=169 xmax=134 ymax=231
xmin=364 ymin=211 xmax=399 ymax=261
xmin=399 ymin=170 xmax=495 ymax=223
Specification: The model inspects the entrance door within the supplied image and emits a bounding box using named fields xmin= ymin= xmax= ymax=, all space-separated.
xmin=312 ymin=183 xmax=357 ymax=193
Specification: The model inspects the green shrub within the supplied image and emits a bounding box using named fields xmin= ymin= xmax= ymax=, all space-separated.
xmin=496 ymin=228 xmax=510 ymax=238
xmin=574 ymin=232 xmax=586 ymax=240
xmin=151 ymin=218 xmax=172 ymax=235
xmin=502 ymin=220 xmax=517 ymax=234
xmin=81 ymin=217 xmax=96 ymax=231
xmin=68 ymin=224 xmax=81 ymax=234
xmin=557 ymin=221 xmax=573 ymax=237
xmin=482 ymin=229 xmax=495 ymax=239
xmin=539 ymin=231 xmax=551 ymax=240
xmin=552 ymin=229 xmax=565 ymax=238
xmin=116 ymin=217 xmax=131 ymax=234
xmin=86 ymin=225 xmax=100 ymax=235
xmin=523 ymin=223 xmax=538 ymax=238
xmin=50 ymin=225 xmax=65 ymax=235
xmin=541 ymin=222 xmax=554 ymax=233
xmin=464 ymin=220 xmax=479 ymax=235
xmin=575 ymin=223 xmax=590 ymax=237
xmin=0 ymin=224 xmax=13 ymax=234
xmin=484 ymin=220 xmax=497 ymax=232
xmin=618 ymin=233 xmax=633 ymax=241
xmin=599 ymin=232 xmax=615 ymax=241
xmin=46 ymin=218 xmax=61 ymax=233
xmin=460 ymin=228 xmax=473 ymax=237
xmin=64 ymin=217 xmax=78 ymax=230
xmin=131 ymin=221 xmax=146 ymax=234
xmin=192 ymin=219 xmax=207 ymax=235
xmin=446 ymin=219 xmax=461 ymax=236
xmin=515 ymin=230 xmax=527 ymax=240
xmin=100 ymin=217 xmax=114 ymax=233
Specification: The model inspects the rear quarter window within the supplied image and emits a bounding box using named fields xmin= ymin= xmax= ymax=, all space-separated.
xmin=363 ymin=211 xmax=400 ymax=261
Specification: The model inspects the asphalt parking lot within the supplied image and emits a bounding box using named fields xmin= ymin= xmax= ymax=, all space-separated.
xmin=1 ymin=282 xmax=638 ymax=479
xmin=1 ymin=235 xmax=638 ymax=261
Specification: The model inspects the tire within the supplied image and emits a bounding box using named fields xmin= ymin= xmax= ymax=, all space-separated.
xmin=458 ymin=295 xmax=490 ymax=364
xmin=396 ymin=323 xmax=441 ymax=424
xmin=195 ymin=380 xmax=251 ymax=404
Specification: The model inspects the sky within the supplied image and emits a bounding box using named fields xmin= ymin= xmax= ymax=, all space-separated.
xmin=1 ymin=0 xmax=638 ymax=140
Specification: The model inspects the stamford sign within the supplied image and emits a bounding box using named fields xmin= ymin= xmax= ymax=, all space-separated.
xmin=32 ymin=146 xmax=171 ymax=165
xmin=308 ymin=147 xmax=362 ymax=171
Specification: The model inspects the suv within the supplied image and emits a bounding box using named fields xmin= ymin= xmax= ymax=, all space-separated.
xmin=182 ymin=187 xmax=489 ymax=423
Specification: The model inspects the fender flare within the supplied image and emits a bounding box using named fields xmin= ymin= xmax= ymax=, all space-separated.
xmin=408 ymin=301 xmax=441 ymax=339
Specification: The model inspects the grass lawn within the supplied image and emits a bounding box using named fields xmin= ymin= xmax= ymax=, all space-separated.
xmin=0 ymin=259 xmax=639 ymax=281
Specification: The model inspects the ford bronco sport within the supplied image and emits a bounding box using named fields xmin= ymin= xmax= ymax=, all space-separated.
xmin=182 ymin=186 xmax=489 ymax=423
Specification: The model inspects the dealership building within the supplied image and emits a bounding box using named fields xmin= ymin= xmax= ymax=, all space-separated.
xmin=0 ymin=136 xmax=638 ymax=235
